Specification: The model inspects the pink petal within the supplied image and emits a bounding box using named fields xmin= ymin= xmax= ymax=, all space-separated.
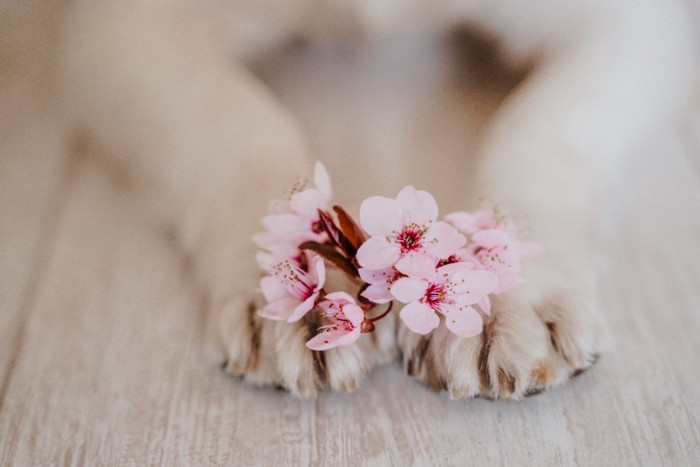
xmin=310 ymin=256 xmax=326 ymax=291
xmin=306 ymin=328 xmax=360 ymax=351
xmin=261 ymin=214 xmax=308 ymax=235
xmin=361 ymin=284 xmax=393 ymax=304
xmin=287 ymin=292 xmax=318 ymax=322
xmin=478 ymin=296 xmax=492 ymax=316
xmin=334 ymin=327 xmax=362 ymax=347
xmin=425 ymin=221 xmax=466 ymax=259
xmin=260 ymin=275 xmax=289 ymax=302
xmin=356 ymin=237 xmax=401 ymax=270
xmin=493 ymin=270 xmax=524 ymax=294
xmin=255 ymin=251 xmax=278 ymax=272
xmin=258 ymin=297 xmax=300 ymax=321
xmin=340 ymin=303 xmax=365 ymax=327
xmin=444 ymin=211 xmax=478 ymax=234
xmin=452 ymin=270 xmax=498 ymax=305
xmin=313 ymin=161 xmax=333 ymax=201
xmin=472 ymin=229 xmax=513 ymax=249
xmin=358 ymin=266 xmax=394 ymax=285
xmin=396 ymin=186 xmax=438 ymax=225
xmin=399 ymin=301 xmax=440 ymax=334
xmin=391 ymin=277 xmax=429 ymax=303
xmin=395 ymin=254 xmax=437 ymax=280
xmin=359 ymin=196 xmax=402 ymax=237
xmin=290 ymin=189 xmax=326 ymax=219
xmin=442 ymin=306 xmax=483 ymax=337
xmin=253 ymin=232 xmax=298 ymax=257
xmin=323 ymin=291 xmax=354 ymax=303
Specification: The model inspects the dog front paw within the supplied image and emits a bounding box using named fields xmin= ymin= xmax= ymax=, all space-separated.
xmin=397 ymin=261 xmax=607 ymax=400
xmin=218 ymin=295 xmax=397 ymax=398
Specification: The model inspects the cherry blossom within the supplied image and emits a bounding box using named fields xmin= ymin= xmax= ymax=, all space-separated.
xmin=446 ymin=208 xmax=543 ymax=295
xmin=254 ymin=162 xmax=333 ymax=271
xmin=253 ymin=164 xmax=544 ymax=350
xmin=356 ymin=186 xmax=466 ymax=270
xmin=258 ymin=255 xmax=326 ymax=322
xmin=306 ymin=292 xmax=365 ymax=351
xmin=391 ymin=263 xmax=497 ymax=337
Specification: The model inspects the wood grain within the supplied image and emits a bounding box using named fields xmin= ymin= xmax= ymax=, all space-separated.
xmin=1 ymin=33 xmax=699 ymax=465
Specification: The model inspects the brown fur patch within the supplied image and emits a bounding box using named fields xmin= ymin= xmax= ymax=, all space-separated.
xmin=302 ymin=311 xmax=328 ymax=386
xmin=406 ymin=336 xmax=431 ymax=377
xmin=478 ymin=319 xmax=496 ymax=391
xmin=532 ymin=361 xmax=554 ymax=386
xmin=546 ymin=320 xmax=575 ymax=366
xmin=245 ymin=301 xmax=262 ymax=372
xmin=497 ymin=368 xmax=516 ymax=394
xmin=545 ymin=321 xmax=559 ymax=352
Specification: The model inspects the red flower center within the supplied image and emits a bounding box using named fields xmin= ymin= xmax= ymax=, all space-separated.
xmin=396 ymin=225 xmax=425 ymax=253
xmin=425 ymin=283 xmax=447 ymax=308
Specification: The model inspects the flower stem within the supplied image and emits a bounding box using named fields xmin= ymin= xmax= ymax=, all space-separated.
xmin=368 ymin=301 xmax=393 ymax=323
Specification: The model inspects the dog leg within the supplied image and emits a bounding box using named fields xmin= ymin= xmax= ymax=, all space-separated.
xmin=399 ymin=0 xmax=697 ymax=398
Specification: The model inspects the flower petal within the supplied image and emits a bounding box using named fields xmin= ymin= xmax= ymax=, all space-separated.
xmin=261 ymin=213 xmax=309 ymax=235
xmin=323 ymin=291 xmax=354 ymax=304
xmin=358 ymin=266 xmax=394 ymax=285
xmin=444 ymin=211 xmax=478 ymax=234
xmin=478 ymin=296 xmax=492 ymax=316
xmin=452 ymin=270 xmax=498 ymax=305
xmin=255 ymin=251 xmax=279 ymax=272
xmin=425 ymin=221 xmax=466 ymax=259
xmin=356 ymin=237 xmax=400 ymax=269
xmin=314 ymin=161 xmax=333 ymax=201
xmin=361 ymin=283 xmax=393 ymax=304
xmin=306 ymin=328 xmax=359 ymax=351
xmin=472 ymin=229 xmax=512 ymax=249
xmin=258 ymin=297 xmax=300 ymax=321
xmin=260 ymin=275 xmax=289 ymax=302
xmin=287 ymin=292 xmax=318 ymax=322
xmin=395 ymin=253 xmax=437 ymax=280
xmin=359 ymin=196 xmax=402 ymax=237
xmin=399 ymin=301 xmax=440 ymax=334
xmin=290 ymin=189 xmax=326 ymax=219
xmin=391 ymin=277 xmax=429 ymax=303
xmin=310 ymin=255 xmax=326 ymax=291
xmin=396 ymin=186 xmax=438 ymax=225
xmin=443 ymin=306 xmax=483 ymax=337
xmin=340 ymin=303 xmax=365 ymax=327
xmin=493 ymin=270 xmax=524 ymax=294
xmin=334 ymin=327 xmax=362 ymax=347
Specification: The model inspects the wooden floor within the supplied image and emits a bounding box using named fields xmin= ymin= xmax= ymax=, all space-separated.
xmin=1 ymin=34 xmax=700 ymax=465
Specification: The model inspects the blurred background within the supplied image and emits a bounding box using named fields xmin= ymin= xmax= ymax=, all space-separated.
xmin=1 ymin=1 xmax=699 ymax=464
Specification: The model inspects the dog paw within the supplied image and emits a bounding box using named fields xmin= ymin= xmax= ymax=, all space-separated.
xmin=397 ymin=261 xmax=607 ymax=400
xmin=218 ymin=296 xmax=397 ymax=398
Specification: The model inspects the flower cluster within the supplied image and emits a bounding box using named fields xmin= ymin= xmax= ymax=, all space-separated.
xmin=254 ymin=162 xmax=541 ymax=351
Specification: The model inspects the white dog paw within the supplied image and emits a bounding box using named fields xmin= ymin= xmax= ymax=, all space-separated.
xmin=219 ymin=296 xmax=396 ymax=398
xmin=398 ymin=262 xmax=606 ymax=400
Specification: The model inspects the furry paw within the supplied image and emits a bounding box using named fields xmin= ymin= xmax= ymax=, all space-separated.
xmin=397 ymin=261 xmax=607 ymax=400
xmin=218 ymin=296 xmax=396 ymax=398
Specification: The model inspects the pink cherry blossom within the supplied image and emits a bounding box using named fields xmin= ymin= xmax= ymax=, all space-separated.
xmin=445 ymin=208 xmax=505 ymax=234
xmin=467 ymin=229 xmax=523 ymax=294
xmin=358 ymin=266 xmax=405 ymax=304
xmin=391 ymin=263 xmax=497 ymax=337
xmin=356 ymin=186 xmax=466 ymax=270
xmin=446 ymin=208 xmax=543 ymax=295
xmin=306 ymin=292 xmax=365 ymax=351
xmin=258 ymin=255 xmax=326 ymax=322
xmin=254 ymin=162 xmax=333 ymax=271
